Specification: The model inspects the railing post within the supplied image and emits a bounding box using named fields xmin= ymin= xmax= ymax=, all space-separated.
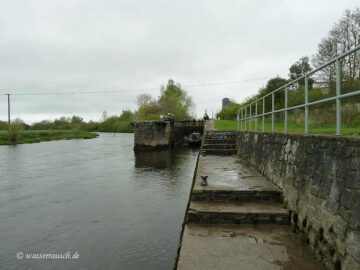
xmin=237 ymin=111 xmax=239 ymax=131
xmin=262 ymin=97 xmax=265 ymax=132
xmin=304 ymin=76 xmax=309 ymax=134
xmin=244 ymin=107 xmax=247 ymax=131
xmin=255 ymin=101 xmax=258 ymax=131
xmin=242 ymin=109 xmax=244 ymax=131
xmin=271 ymin=93 xmax=275 ymax=132
xmin=336 ymin=59 xmax=341 ymax=135
xmin=249 ymin=104 xmax=252 ymax=131
xmin=284 ymin=86 xmax=288 ymax=133
xmin=238 ymin=110 xmax=242 ymax=131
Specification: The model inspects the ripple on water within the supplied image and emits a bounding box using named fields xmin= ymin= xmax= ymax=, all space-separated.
xmin=0 ymin=134 xmax=198 ymax=270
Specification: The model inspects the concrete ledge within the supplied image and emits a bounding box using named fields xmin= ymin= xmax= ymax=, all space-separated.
xmin=188 ymin=201 xmax=290 ymax=225
xmin=177 ymin=224 xmax=326 ymax=270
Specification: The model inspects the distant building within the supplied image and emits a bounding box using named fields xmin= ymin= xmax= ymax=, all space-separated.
xmin=222 ymin=98 xmax=233 ymax=109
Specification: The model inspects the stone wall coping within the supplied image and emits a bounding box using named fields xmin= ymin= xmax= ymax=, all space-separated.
xmin=237 ymin=131 xmax=360 ymax=143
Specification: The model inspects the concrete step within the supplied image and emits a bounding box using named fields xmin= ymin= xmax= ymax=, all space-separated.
xmin=202 ymin=144 xmax=236 ymax=149
xmin=187 ymin=201 xmax=290 ymax=225
xmin=204 ymin=132 xmax=236 ymax=140
xmin=201 ymin=149 xmax=237 ymax=155
xmin=205 ymin=131 xmax=236 ymax=135
xmin=203 ymin=139 xmax=236 ymax=144
xmin=204 ymin=135 xmax=236 ymax=140
xmin=176 ymin=224 xmax=326 ymax=270
xmin=192 ymin=189 xmax=283 ymax=203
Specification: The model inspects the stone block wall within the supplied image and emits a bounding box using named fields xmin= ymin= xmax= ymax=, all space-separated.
xmin=236 ymin=132 xmax=360 ymax=269
xmin=133 ymin=121 xmax=171 ymax=150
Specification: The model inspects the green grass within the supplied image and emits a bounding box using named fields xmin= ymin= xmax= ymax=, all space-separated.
xmin=214 ymin=120 xmax=360 ymax=136
xmin=214 ymin=120 xmax=240 ymax=131
xmin=0 ymin=130 xmax=98 ymax=145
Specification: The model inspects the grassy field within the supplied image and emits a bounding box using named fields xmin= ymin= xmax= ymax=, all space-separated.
xmin=0 ymin=130 xmax=98 ymax=145
xmin=214 ymin=120 xmax=360 ymax=136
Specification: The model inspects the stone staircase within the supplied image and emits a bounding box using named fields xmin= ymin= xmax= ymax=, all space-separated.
xmin=187 ymin=155 xmax=289 ymax=226
xmin=176 ymin=126 xmax=324 ymax=269
xmin=201 ymin=131 xmax=237 ymax=156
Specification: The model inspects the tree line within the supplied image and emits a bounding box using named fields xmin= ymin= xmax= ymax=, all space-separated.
xmin=217 ymin=8 xmax=360 ymax=123
xmin=0 ymin=79 xmax=196 ymax=133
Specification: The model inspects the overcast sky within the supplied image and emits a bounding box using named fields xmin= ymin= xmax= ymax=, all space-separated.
xmin=0 ymin=0 xmax=359 ymax=123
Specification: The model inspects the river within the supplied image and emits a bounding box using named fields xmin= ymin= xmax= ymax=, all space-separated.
xmin=0 ymin=133 xmax=198 ymax=270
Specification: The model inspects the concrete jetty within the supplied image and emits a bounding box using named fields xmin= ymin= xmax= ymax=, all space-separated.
xmin=175 ymin=123 xmax=325 ymax=270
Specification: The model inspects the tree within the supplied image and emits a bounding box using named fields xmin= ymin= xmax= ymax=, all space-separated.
xmin=136 ymin=79 xmax=195 ymax=120
xmin=136 ymin=94 xmax=153 ymax=107
xmin=256 ymin=77 xmax=288 ymax=111
xmin=289 ymin=56 xmax=314 ymax=88
xmin=71 ymin=116 xmax=84 ymax=124
xmin=119 ymin=110 xmax=134 ymax=121
xmin=158 ymin=79 xmax=195 ymax=120
xmin=136 ymin=102 xmax=162 ymax=120
xmin=312 ymin=8 xmax=360 ymax=92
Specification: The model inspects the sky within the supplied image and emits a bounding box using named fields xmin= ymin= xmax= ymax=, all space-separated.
xmin=0 ymin=0 xmax=359 ymax=123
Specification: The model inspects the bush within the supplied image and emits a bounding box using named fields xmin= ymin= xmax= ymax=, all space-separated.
xmin=8 ymin=119 xmax=24 ymax=143
xmin=216 ymin=103 xmax=242 ymax=120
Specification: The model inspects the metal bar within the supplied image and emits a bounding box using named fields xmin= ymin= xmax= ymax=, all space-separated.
xmin=337 ymin=89 xmax=360 ymax=99
xmin=271 ymin=93 xmax=274 ymax=132
xmin=244 ymin=108 xmax=247 ymax=131
xmin=305 ymin=76 xmax=309 ymax=134
xmin=255 ymin=101 xmax=258 ymax=131
xmin=262 ymin=97 xmax=265 ymax=132
xmin=336 ymin=59 xmax=341 ymax=135
xmin=249 ymin=105 xmax=252 ymax=131
xmin=240 ymin=109 xmax=243 ymax=130
xmin=284 ymin=86 xmax=288 ymax=133
xmin=239 ymin=110 xmax=242 ymax=131
xmin=237 ymin=45 xmax=360 ymax=114
xmin=7 ymin=94 xmax=10 ymax=125
xmin=237 ymin=111 xmax=239 ymax=131
xmin=245 ymin=90 xmax=360 ymax=118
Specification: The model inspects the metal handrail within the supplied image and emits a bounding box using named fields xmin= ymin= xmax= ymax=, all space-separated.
xmin=237 ymin=45 xmax=360 ymax=135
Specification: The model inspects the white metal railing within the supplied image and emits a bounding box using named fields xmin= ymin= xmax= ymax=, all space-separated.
xmin=237 ymin=45 xmax=360 ymax=135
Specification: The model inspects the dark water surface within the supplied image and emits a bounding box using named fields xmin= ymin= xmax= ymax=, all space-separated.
xmin=0 ymin=133 xmax=198 ymax=270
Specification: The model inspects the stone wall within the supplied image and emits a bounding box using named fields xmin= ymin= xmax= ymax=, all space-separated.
xmin=134 ymin=120 xmax=204 ymax=150
xmin=236 ymin=132 xmax=360 ymax=270
xmin=134 ymin=121 xmax=172 ymax=150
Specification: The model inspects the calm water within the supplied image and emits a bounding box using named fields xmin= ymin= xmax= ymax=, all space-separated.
xmin=0 ymin=133 xmax=198 ymax=270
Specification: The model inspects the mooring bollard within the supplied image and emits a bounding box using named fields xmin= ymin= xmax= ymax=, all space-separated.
xmin=200 ymin=176 xmax=208 ymax=186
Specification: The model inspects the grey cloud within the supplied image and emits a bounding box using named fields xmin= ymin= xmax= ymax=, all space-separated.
xmin=0 ymin=0 xmax=359 ymax=122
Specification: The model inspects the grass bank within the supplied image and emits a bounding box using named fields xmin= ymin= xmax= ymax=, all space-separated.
xmin=0 ymin=130 xmax=98 ymax=145
xmin=214 ymin=120 xmax=360 ymax=136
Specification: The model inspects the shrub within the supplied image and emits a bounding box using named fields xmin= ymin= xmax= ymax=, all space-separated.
xmin=8 ymin=119 xmax=24 ymax=143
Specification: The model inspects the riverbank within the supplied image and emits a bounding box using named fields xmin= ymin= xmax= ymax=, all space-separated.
xmin=214 ymin=120 xmax=360 ymax=135
xmin=0 ymin=130 xmax=98 ymax=145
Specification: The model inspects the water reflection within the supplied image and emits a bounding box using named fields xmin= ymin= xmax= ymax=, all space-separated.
xmin=0 ymin=134 xmax=198 ymax=270
xmin=135 ymin=150 xmax=175 ymax=169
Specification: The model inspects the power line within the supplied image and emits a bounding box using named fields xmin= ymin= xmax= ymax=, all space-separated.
xmin=0 ymin=77 xmax=269 ymax=96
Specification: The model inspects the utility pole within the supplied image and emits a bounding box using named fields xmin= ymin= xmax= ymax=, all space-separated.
xmin=7 ymin=94 xmax=10 ymax=124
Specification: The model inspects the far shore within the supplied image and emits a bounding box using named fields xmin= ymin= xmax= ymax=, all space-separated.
xmin=0 ymin=130 xmax=99 ymax=145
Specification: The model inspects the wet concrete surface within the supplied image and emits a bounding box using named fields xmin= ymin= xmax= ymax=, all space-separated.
xmin=194 ymin=155 xmax=281 ymax=192
xmin=176 ymin=125 xmax=324 ymax=270
xmin=177 ymin=224 xmax=326 ymax=270
xmin=189 ymin=201 xmax=288 ymax=214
